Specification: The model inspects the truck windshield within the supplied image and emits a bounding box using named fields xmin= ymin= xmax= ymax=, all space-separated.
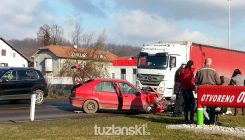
xmin=137 ymin=52 xmax=168 ymax=69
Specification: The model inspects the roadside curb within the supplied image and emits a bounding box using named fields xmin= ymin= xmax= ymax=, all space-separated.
xmin=166 ymin=124 xmax=245 ymax=138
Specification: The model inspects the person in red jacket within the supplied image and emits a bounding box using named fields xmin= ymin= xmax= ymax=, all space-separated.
xmin=179 ymin=60 xmax=195 ymax=124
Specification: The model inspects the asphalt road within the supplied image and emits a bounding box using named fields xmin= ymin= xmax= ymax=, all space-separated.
xmin=0 ymin=99 xmax=122 ymax=123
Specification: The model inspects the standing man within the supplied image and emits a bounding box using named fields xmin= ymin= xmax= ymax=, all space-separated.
xmin=179 ymin=60 xmax=195 ymax=124
xmin=172 ymin=64 xmax=185 ymax=117
xmin=195 ymin=58 xmax=221 ymax=124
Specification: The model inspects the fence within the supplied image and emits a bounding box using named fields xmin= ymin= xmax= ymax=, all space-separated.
xmin=46 ymin=76 xmax=74 ymax=95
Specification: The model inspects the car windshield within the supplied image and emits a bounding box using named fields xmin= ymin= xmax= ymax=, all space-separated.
xmin=137 ymin=52 xmax=168 ymax=69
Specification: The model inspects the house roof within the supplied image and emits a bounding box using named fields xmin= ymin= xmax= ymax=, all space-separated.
xmin=38 ymin=45 xmax=119 ymax=61
xmin=0 ymin=37 xmax=32 ymax=62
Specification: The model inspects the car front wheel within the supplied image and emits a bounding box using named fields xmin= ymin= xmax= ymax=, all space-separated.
xmin=83 ymin=100 xmax=98 ymax=113
xmin=34 ymin=89 xmax=45 ymax=105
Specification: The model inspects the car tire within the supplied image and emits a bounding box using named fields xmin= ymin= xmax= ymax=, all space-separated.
xmin=83 ymin=100 xmax=98 ymax=113
xmin=34 ymin=89 xmax=45 ymax=105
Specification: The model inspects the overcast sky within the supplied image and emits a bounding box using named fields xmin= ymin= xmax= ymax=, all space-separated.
xmin=1 ymin=0 xmax=245 ymax=51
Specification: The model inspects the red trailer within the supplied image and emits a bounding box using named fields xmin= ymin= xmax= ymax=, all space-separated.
xmin=136 ymin=41 xmax=245 ymax=100
xmin=190 ymin=43 xmax=245 ymax=78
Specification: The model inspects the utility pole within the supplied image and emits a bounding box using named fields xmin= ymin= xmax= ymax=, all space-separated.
xmin=228 ymin=0 xmax=231 ymax=49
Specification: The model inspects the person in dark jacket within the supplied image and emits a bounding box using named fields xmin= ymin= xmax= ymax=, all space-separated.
xmin=172 ymin=64 xmax=185 ymax=117
xmin=195 ymin=58 xmax=221 ymax=85
xmin=195 ymin=58 xmax=221 ymax=124
xmin=179 ymin=60 xmax=195 ymax=124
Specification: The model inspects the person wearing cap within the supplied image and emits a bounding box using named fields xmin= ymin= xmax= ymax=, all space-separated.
xmin=178 ymin=60 xmax=195 ymax=124
xmin=195 ymin=58 xmax=221 ymax=124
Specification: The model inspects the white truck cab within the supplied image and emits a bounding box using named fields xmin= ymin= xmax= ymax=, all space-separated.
xmin=136 ymin=41 xmax=191 ymax=100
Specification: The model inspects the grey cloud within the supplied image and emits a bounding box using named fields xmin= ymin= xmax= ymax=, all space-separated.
xmin=63 ymin=0 xmax=106 ymax=17
xmin=0 ymin=1 xmax=55 ymax=39
xmin=115 ymin=0 xmax=245 ymax=27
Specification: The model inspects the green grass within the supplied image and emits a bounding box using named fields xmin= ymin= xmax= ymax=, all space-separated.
xmin=0 ymin=113 xmax=244 ymax=140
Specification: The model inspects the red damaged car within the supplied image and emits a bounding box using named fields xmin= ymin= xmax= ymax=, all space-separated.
xmin=69 ymin=78 xmax=167 ymax=113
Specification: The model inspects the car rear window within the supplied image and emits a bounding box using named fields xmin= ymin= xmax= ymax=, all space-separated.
xmin=18 ymin=70 xmax=40 ymax=80
xmin=26 ymin=70 xmax=39 ymax=79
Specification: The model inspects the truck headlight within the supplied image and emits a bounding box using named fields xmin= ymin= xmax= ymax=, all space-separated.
xmin=137 ymin=74 xmax=142 ymax=80
xmin=158 ymin=75 xmax=165 ymax=80
xmin=159 ymin=87 xmax=165 ymax=93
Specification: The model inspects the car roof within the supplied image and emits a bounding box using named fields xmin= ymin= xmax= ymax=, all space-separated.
xmin=94 ymin=78 xmax=129 ymax=83
xmin=0 ymin=67 xmax=37 ymax=70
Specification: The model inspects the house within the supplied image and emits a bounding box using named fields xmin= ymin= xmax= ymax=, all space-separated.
xmin=0 ymin=37 xmax=30 ymax=67
xmin=33 ymin=45 xmax=118 ymax=85
xmin=33 ymin=45 xmax=140 ymax=95
xmin=112 ymin=58 xmax=137 ymax=85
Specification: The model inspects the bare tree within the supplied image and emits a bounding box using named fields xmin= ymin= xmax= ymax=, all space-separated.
xmin=50 ymin=24 xmax=64 ymax=45
xmin=37 ymin=24 xmax=51 ymax=47
xmin=72 ymin=23 xmax=82 ymax=48
xmin=82 ymin=33 xmax=93 ymax=47
xmin=60 ymin=31 xmax=111 ymax=82
xmin=37 ymin=24 xmax=64 ymax=47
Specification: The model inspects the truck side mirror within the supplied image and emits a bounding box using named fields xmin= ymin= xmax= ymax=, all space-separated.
xmin=170 ymin=56 xmax=176 ymax=69
xmin=170 ymin=63 xmax=175 ymax=68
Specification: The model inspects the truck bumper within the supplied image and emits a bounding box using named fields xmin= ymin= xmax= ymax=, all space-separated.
xmin=136 ymin=80 xmax=176 ymax=101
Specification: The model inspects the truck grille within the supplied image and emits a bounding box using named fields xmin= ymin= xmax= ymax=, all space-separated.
xmin=139 ymin=74 xmax=164 ymax=86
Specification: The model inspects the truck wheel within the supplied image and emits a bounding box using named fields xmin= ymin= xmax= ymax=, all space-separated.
xmin=34 ymin=89 xmax=45 ymax=105
xmin=83 ymin=100 xmax=98 ymax=113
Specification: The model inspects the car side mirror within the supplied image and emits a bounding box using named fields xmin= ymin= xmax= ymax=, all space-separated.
xmin=0 ymin=77 xmax=8 ymax=83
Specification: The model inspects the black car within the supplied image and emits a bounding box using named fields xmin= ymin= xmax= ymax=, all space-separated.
xmin=0 ymin=67 xmax=48 ymax=105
